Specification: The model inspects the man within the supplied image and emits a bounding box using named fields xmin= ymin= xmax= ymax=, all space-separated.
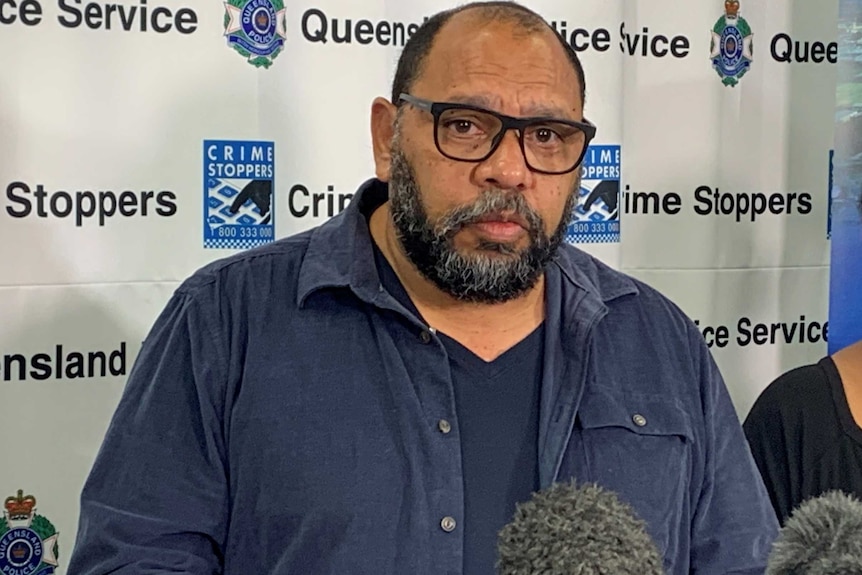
xmin=68 ymin=2 xmax=779 ymax=574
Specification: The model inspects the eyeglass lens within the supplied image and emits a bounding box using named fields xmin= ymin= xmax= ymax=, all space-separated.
xmin=436 ymin=107 xmax=587 ymax=173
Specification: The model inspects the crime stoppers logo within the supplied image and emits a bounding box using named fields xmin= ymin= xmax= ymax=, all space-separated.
xmin=204 ymin=140 xmax=275 ymax=250
xmin=224 ymin=0 xmax=286 ymax=68
xmin=710 ymin=0 xmax=753 ymax=86
xmin=0 ymin=490 xmax=59 ymax=575
xmin=566 ymin=145 xmax=621 ymax=244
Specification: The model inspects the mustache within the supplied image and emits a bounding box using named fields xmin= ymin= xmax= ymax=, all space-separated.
xmin=434 ymin=190 xmax=544 ymax=237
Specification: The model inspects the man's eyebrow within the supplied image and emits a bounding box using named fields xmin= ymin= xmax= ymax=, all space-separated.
xmin=522 ymin=103 xmax=575 ymax=120
xmin=445 ymin=93 xmax=499 ymax=109
xmin=444 ymin=94 xmax=576 ymax=120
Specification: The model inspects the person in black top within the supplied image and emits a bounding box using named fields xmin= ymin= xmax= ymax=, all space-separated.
xmin=743 ymin=339 xmax=862 ymax=525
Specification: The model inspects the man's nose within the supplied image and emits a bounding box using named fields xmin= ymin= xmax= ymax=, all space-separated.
xmin=474 ymin=130 xmax=534 ymax=192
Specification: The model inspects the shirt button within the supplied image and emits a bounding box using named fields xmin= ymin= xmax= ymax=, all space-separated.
xmin=632 ymin=413 xmax=647 ymax=427
xmin=440 ymin=516 xmax=457 ymax=532
xmin=438 ymin=419 xmax=451 ymax=434
xmin=419 ymin=330 xmax=432 ymax=344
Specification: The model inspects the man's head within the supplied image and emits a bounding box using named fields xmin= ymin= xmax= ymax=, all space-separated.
xmin=388 ymin=2 xmax=586 ymax=114
xmin=370 ymin=1 xmax=591 ymax=304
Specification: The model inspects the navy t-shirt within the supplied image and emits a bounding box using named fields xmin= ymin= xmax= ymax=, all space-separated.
xmin=371 ymin=240 xmax=542 ymax=575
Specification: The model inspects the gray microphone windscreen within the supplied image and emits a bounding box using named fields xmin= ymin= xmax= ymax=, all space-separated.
xmin=766 ymin=490 xmax=862 ymax=575
xmin=496 ymin=480 xmax=664 ymax=575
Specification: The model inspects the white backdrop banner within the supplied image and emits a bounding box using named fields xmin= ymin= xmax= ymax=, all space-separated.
xmin=0 ymin=0 xmax=838 ymax=572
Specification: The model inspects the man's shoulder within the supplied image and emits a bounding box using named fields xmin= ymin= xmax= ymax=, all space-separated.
xmin=555 ymin=244 xmax=692 ymax=327
xmin=176 ymin=228 xmax=317 ymax=296
xmin=177 ymin=182 xmax=379 ymax=300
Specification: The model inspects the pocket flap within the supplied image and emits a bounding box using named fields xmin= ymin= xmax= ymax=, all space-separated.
xmin=577 ymin=387 xmax=693 ymax=441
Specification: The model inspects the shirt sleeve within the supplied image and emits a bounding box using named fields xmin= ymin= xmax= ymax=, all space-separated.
xmin=688 ymin=328 xmax=780 ymax=575
xmin=67 ymin=279 xmax=230 ymax=575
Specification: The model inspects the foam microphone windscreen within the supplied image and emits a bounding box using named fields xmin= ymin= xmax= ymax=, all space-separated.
xmin=496 ymin=480 xmax=664 ymax=575
xmin=766 ymin=490 xmax=862 ymax=575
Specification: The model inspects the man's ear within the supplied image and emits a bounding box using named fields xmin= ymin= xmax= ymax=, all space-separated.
xmin=371 ymin=97 xmax=398 ymax=182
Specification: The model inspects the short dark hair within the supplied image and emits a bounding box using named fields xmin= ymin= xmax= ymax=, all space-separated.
xmin=390 ymin=1 xmax=586 ymax=110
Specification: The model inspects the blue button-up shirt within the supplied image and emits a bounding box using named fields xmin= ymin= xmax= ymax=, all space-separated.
xmin=68 ymin=179 xmax=779 ymax=574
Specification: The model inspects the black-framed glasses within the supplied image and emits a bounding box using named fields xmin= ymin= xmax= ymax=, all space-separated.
xmin=398 ymin=93 xmax=597 ymax=175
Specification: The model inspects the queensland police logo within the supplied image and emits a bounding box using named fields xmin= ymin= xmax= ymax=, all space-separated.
xmin=710 ymin=0 xmax=753 ymax=87
xmin=224 ymin=0 xmax=286 ymax=69
xmin=204 ymin=140 xmax=276 ymax=250
xmin=566 ymin=145 xmax=621 ymax=244
xmin=0 ymin=490 xmax=59 ymax=575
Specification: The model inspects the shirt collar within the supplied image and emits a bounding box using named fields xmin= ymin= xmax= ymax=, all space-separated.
xmin=297 ymin=178 xmax=638 ymax=308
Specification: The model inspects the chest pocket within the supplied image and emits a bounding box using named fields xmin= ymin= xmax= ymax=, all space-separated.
xmin=558 ymin=387 xmax=695 ymax=564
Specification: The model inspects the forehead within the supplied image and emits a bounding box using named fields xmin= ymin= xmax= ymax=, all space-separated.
xmin=412 ymin=13 xmax=582 ymax=117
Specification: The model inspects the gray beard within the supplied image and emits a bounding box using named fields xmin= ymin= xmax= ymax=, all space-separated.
xmin=387 ymin=146 xmax=576 ymax=303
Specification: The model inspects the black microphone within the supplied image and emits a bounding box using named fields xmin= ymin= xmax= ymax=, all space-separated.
xmin=766 ymin=490 xmax=862 ymax=575
xmin=496 ymin=480 xmax=664 ymax=575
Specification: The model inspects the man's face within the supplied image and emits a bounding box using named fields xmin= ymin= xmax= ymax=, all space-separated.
xmin=383 ymin=15 xmax=584 ymax=303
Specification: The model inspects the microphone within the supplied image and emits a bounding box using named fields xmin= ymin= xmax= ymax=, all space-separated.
xmin=766 ymin=490 xmax=862 ymax=575
xmin=496 ymin=480 xmax=664 ymax=575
